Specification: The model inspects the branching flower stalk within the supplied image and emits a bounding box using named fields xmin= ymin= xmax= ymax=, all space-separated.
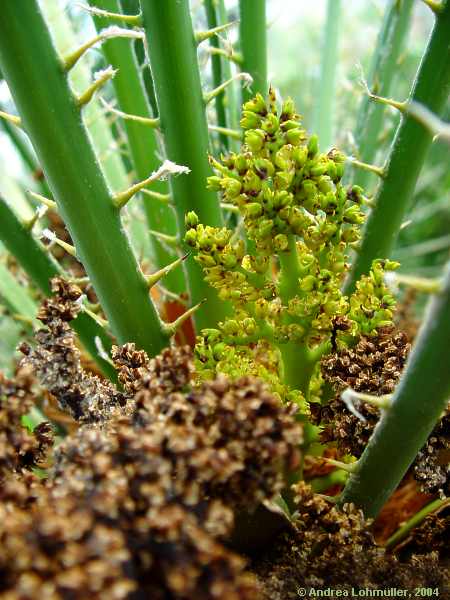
xmin=0 ymin=0 xmax=177 ymax=356
xmin=187 ymin=91 xmax=397 ymax=405
xmin=345 ymin=0 xmax=450 ymax=293
xmin=340 ymin=260 xmax=450 ymax=517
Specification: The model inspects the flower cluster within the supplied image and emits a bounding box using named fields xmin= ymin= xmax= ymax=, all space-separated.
xmin=186 ymin=90 xmax=397 ymax=401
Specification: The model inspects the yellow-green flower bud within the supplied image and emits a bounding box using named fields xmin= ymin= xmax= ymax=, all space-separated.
xmin=221 ymin=177 xmax=242 ymax=199
xmin=281 ymin=97 xmax=295 ymax=119
xmin=310 ymin=162 xmax=328 ymax=177
xmin=348 ymin=185 xmax=364 ymax=204
xmin=241 ymin=110 xmax=261 ymax=129
xmin=274 ymin=171 xmax=293 ymax=190
xmin=197 ymin=254 xmax=217 ymax=267
xmin=274 ymin=146 xmax=293 ymax=171
xmin=323 ymin=300 xmax=340 ymax=316
xmin=245 ymin=129 xmax=266 ymax=152
xmin=262 ymin=113 xmax=279 ymax=134
xmin=274 ymin=234 xmax=289 ymax=252
xmin=307 ymin=134 xmax=319 ymax=157
xmin=242 ymin=318 xmax=257 ymax=335
xmin=245 ymin=202 xmax=263 ymax=218
xmin=222 ymin=319 xmax=240 ymax=335
xmin=185 ymin=211 xmax=199 ymax=228
xmin=243 ymin=93 xmax=266 ymax=114
xmin=254 ymin=158 xmax=275 ymax=178
xmin=258 ymin=219 xmax=274 ymax=238
xmin=293 ymin=146 xmax=308 ymax=167
xmin=286 ymin=128 xmax=303 ymax=146
xmin=302 ymin=179 xmax=317 ymax=200
xmin=243 ymin=170 xmax=262 ymax=193
xmin=202 ymin=328 xmax=220 ymax=341
xmin=185 ymin=228 xmax=198 ymax=246
xmin=273 ymin=191 xmax=291 ymax=209
xmin=300 ymin=275 xmax=316 ymax=292
xmin=207 ymin=176 xmax=222 ymax=191
xmin=341 ymin=227 xmax=360 ymax=243
xmin=235 ymin=154 xmax=249 ymax=173
xmin=222 ymin=253 xmax=237 ymax=269
xmin=213 ymin=343 xmax=227 ymax=360
xmin=344 ymin=205 xmax=365 ymax=225
xmin=255 ymin=298 xmax=269 ymax=319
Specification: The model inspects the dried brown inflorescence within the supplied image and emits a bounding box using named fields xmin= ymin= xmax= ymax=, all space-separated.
xmin=315 ymin=327 xmax=449 ymax=497
xmin=254 ymin=483 xmax=449 ymax=597
xmin=0 ymin=279 xmax=301 ymax=599
xmin=20 ymin=278 xmax=126 ymax=423
xmin=311 ymin=327 xmax=410 ymax=457
xmin=0 ymin=366 xmax=53 ymax=480
xmin=414 ymin=407 xmax=449 ymax=496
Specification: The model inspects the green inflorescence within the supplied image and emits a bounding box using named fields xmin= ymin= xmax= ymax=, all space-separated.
xmin=186 ymin=89 xmax=398 ymax=405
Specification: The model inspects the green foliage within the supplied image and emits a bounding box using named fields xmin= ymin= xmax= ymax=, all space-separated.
xmin=186 ymin=91 xmax=397 ymax=401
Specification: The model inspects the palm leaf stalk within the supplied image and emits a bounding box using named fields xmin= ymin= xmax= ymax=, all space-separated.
xmin=139 ymin=0 xmax=230 ymax=330
xmin=88 ymin=0 xmax=184 ymax=294
xmin=204 ymin=0 xmax=229 ymax=151
xmin=40 ymin=0 xmax=129 ymax=194
xmin=239 ymin=0 xmax=268 ymax=103
xmin=0 ymin=0 xmax=171 ymax=356
xmin=313 ymin=0 xmax=342 ymax=151
xmin=340 ymin=260 xmax=450 ymax=518
xmin=0 ymin=197 xmax=117 ymax=380
xmin=344 ymin=0 xmax=450 ymax=294
xmin=351 ymin=0 xmax=414 ymax=192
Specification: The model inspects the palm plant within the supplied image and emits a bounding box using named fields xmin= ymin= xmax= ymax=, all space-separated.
xmin=0 ymin=0 xmax=448 ymax=595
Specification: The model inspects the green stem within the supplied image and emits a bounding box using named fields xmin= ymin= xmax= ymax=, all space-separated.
xmin=276 ymin=236 xmax=318 ymax=396
xmin=89 ymin=0 xmax=184 ymax=294
xmin=239 ymin=0 xmax=268 ymax=102
xmin=0 ymin=197 xmax=117 ymax=380
xmin=204 ymin=0 xmax=229 ymax=151
xmin=278 ymin=235 xmax=301 ymax=303
xmin=344 ymin=1 xmax=450 ymax=294
xmin=314 ymin=0 xmax=342 ymax=151
xmin=218 ymin=0 xmax=240 ymax=152
xmin=351 ymin=0 xmax=414 ymax=191
xmin=40 ymin=0 xmax=129 ymax=194
xmin=279 ymin=341 xmax=316 ymax=399
xmin=340 ymin=261 xmax=450 ymax=518
xmin=139 ymin=0 xmax=229 ymax=330
xmin=385 ymin=498 xmax=450 ymax=549
xmin=0 ymin=0 xmax=168 ymax=356
xmin=310 ymin=469 xmax=349 ymax=494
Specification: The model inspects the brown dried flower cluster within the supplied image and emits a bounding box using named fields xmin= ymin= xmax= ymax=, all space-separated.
xmin=414 ymin=407 xmax=449 ymax=496
xmin=314 ymin=327 xmax=449 ymax=497
xmin=19 ymin=278 xmax=126 ymax=423
xmin=0 ymin=278 xmax=301 ymax=599
xmin=312 ymin=327 xmax=410 ymax=457
xmin=0 ymin=366 xmax=52 ymax=480
xmin=254 ymin=483 xmax=449 ymax=597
